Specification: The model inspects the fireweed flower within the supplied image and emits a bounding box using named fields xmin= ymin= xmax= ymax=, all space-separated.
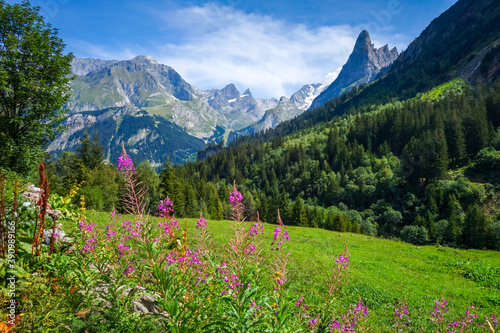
xmin=117 ymin=153 xmax=135 ymax=172
xmin=228 ymin=182 xmax=246 ymax=223
xmin=79 ymin=220 xmax=96 ymax=233
xmin=330 ymin=301 xmax=369 ymax=332
xmin=273 ymin=227 xmax=281 ymax=241
xmin=228 ymin=190 xmax=243 ymax=207
xmin=445 ymin=304 xmax=479 ymax=330
xmin=270 ymin=210 xmax=291 ymax=292
xmin=324 ymin=244 xmax=350 ymax=298
xmin=296 ymin=296 xmax=306 ymax=308
xmin=486 ymin=314 xmax=497 ymax=328
xmin=429 ymin=297 xmax=451 ymax=329
xmin=160 ymin=218 xmax=179 ymax=237
xmin=430 ymin=298 xmax=449 ymax=319
xmin=307 ymin=318 xmax=318 ymax=329
xmin=335 ymin=255 xmax=350 ymax=266
xmin=393 ymin=297 xmax=410 ymax=332
xmin=271 ymin=226 xmax=290 ymax=250
xmin=81 ymin=233 xmax=97 ymax=253
xmin=104 ymin=224 xmax=117 ymax=240
xmin=117 ymin=243 xmax=130 ymax=259
xmin=249 ymin=300 xmax=263 ymax=317
xmin=122 ymin=264 xmax=135 ymax=278
xmin=249 ymin=223 xmax=264 ymax=237
xmin=196 ymin=216 xmax=208 ymax=229
xmin=157 ymin=197 xmax=174 ymax=218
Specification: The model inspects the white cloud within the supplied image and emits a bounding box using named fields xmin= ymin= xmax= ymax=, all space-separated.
xmin=155 ymin=4 xmax=364 ymax=98
xmin=68 ymin=39 xmax=138 ymax=61
xmin=69 ymin=4 xmax=408 ymax=99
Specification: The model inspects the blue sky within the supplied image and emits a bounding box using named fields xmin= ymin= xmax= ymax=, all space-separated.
xmin=11 ymin=0 xmax=457 ymax=98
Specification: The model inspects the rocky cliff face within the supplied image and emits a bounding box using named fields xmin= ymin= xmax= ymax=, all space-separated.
xmin=67 ymin=55 xmax=199 ymax=113
xmin=47 ymin=106 xmax=206 ymax=167
xmin=71 ymin=58 xmax=118 ymax=76
xmin=310 ymin=30 xmax=398 ymax=109
xmin=236 ymin=96 xmax=303 ymax=136
xmin=397 ymin=0 xmax=500 ymax=85
xmin=203 ymin=84 xmax=279 ymax=129
xmin=291 ymin=83 xmax=327 ymax=110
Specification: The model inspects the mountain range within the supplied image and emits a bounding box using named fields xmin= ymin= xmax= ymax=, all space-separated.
xmin=48 ymin=31 xmax=400 ymax=166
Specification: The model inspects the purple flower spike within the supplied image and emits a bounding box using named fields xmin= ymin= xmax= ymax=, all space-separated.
xmin=196 ymin=215 xmax=208 ymax=229
xmin=228 ymin=190 xmax=243 ymax=206
xmin=118 ymin=153 xmax=135 ymax=172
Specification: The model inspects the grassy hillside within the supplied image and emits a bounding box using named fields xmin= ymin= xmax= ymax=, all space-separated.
xmin=83 ymin=210 xmax=500 ymax=330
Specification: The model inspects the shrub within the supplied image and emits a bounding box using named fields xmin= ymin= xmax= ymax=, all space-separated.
xmin=400 ymin=225 xmax=430 ymax=245
xmin=470 ymin=147 xmax=500 ymax=172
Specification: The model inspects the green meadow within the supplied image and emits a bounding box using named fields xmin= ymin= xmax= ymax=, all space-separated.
xmin=83 ymin=210 xmax=500 ymax=331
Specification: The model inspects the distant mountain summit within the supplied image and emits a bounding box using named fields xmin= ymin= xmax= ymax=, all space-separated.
xmin=67 ymin=55 xmax=200 ymax=113
xmin=310 ymin=30 xmax=398 ymax=109
xmin=203 ymin=84 xmax=278 ymax=129
xmin=291 ymin=83 xmax=327 ymax=110
xmin=70 ymin=57 xmax=118 ymax=76
xmin=235 ymin=96 xmax=304 ymax=136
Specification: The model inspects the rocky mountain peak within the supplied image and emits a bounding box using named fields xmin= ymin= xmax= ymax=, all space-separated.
xmin=310 ymin=30 xmax=399 ymax=109
xmin=354 ymin=29 xmax=372 ymax=51
xmin=279 ymin=96 xmax=291 ymax=104
xmin=290 ymin=83 xmax=327 ymax=110
xmin=221 ymin=83 xmax=240 ymax=100
xmin=131 ymin=55 xmax=159 ymax=65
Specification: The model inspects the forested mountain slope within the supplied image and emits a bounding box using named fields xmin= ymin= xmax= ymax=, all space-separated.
xmin=229 ymin=0 xmax=500 ymax=146
xmin=167 ymin=0 xmax=500 ymax=250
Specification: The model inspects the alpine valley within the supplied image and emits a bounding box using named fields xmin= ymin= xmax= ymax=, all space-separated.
xmin=47 ymin=31 xmax=399 ymax=166
xmin=3 ymin=0 xmax=500 ymax=330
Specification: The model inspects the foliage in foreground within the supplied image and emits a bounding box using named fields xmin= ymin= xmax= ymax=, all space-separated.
xmin=1 ymin=150 xmax=498 ymax=332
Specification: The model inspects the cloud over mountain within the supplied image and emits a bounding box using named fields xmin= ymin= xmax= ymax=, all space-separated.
xmin=155 ymin=4 xmax=363 ymax=98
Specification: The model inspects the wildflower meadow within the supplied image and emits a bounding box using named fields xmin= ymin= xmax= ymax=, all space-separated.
xmin=0 ymin=147 xmax=498 ymax=332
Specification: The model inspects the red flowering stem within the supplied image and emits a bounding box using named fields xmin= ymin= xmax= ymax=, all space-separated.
xmin=0 ymin=171 xmax=5 ymax=258
xmin=13 ymin=179 xmax=18 ymax=255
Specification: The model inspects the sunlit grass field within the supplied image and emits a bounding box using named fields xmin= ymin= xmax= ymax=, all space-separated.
xmin=81 ymin=210 xmax=500 ymax=331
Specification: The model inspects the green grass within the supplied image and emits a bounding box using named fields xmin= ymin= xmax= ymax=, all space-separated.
xmin=141 ymin=104 xmax=174 ymax=118
xmin=81 ymin=210 xmax=500 ymax=330
xmin=420 ymin=78 xmax=468 ymax=102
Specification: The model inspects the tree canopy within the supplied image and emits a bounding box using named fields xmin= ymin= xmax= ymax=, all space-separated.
xmin=0 ymin=0 xmax=73 ymax=174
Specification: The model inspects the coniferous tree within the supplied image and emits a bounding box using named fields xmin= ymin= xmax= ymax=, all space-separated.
xmin=292 ymin=197 xmax=308 ymax=227
xmin=463 ymin=204 xmax=489 ymax=249
xmin=332 ymin=214 xmax=344 ymax=232
xmin=136 ymin=160 xmax=160 ymax=212
xmin=89 ymin=130 xmax=105 ymax=169
xmin=184 ymin=183 xmax=199 ymax=218
xmin=76 ymin=130 xmax=92 ymax=168
xmin=173 ymin=178 xmax=186 ymax=217
xmin=444 ymin=214 xmax=461 ymax=245
xmin=414 ymin=214 xmax=426 ymax=227
xmin=77 ymin=130 xmax=105 ymax=170
xmin=464 ymin=101 xmax=490 ymax=157
xmin=445 ymin=111 xmax=467 ymax=167
xmin=159 ymin=162 xmax=175 ymax=197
